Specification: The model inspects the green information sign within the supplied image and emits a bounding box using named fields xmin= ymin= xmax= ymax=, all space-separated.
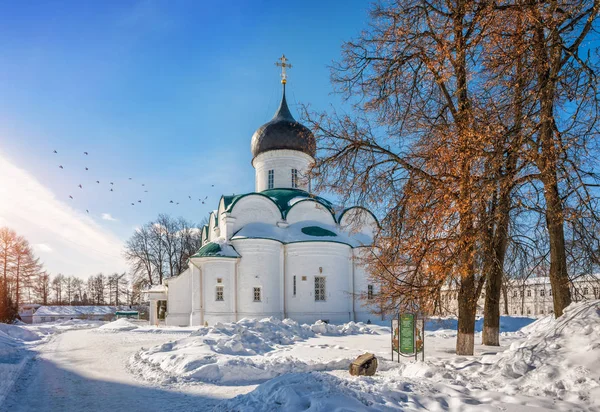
xmin=400 ymin=313 xmax=415 ymax=354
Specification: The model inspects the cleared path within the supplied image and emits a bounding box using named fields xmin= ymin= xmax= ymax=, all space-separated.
xmin=3 ymin=329 xmax=231 ymax=412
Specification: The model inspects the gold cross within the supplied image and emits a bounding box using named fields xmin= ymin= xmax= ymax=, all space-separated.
xmin=275 ymin=54 xmax=292 ymax=84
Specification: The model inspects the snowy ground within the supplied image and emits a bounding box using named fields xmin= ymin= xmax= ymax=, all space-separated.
xmin=1 ymin=301 xmax=598 ymax=411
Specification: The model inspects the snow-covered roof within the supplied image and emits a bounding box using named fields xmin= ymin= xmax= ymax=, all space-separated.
xmin=147 ymin=284 xmax=167 ymax=293
xmin=231 ymin=220 xmax=372 ymax=248
xmin=191 ymin=238 xmax=240 ymax=259
xmin=34 ymin=306 xmax=123 ymax=317
xmin=223 ymin=189 xmax=337 ymax=219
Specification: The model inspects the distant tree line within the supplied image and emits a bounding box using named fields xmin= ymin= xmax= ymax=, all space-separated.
xmin=0 ymin=227 xmax=44 ymax=322
xmin=124 ymin=214 xmax=205 ymax=288
xmin=45 ymin=272 xmax=142 ymax=307
xmin=0 ymin=226 xmax=143 ymax=323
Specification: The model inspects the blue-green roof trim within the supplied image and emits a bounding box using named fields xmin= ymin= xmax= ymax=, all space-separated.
xmin=338 ymin=206 xmax=381 ymax=228
xmin=191 ymin=241 xmax=240 ymax=259
xmin=225 ymin=189 xmax=336 ymax=220
xmin=230 ymin=235 xmax=357 ymax=249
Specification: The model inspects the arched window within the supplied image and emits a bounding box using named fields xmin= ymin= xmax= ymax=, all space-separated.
xmin=291 ymin=169 xmax=299 ymax=188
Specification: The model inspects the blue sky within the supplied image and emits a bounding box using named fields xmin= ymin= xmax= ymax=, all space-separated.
xmin=0 ymin=0 xmax=371 ymax=277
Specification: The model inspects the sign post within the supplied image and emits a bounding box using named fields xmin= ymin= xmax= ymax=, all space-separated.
xmin=391 ymin=312 xmax=425 ymax=362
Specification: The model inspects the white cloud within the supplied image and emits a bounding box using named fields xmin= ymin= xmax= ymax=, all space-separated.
xmin=0 ymin=151 xmax=127 ymax=277
xmin=101 ymin=213 xmax=117 ymax=222
xmin=33 ymin=243 xmax=53 ymax=253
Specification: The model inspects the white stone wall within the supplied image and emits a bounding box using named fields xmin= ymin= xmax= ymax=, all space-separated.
xmin=232 ymin=238 xmax=283 ymax=319
xmin=200 ymin=259 xmax=238 ymax=324
xmin=285 ymin=242 xmax=353 ymax=324
xmin=252 ymin=150 xmax=314 ymax=192
xmin=352 ymin=247 xmax=381 ymax=323
xmin=165 ymin=268 xmax=192 ymax=326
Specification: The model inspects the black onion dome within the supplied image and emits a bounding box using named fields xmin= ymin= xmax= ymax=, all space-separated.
xmin=251 ymin=85 xmax=316 ymax=159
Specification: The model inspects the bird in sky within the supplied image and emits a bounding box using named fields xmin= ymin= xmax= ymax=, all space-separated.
xmin=142 ymin=184 xmax=145 ymax=187
xmin=84 ymin=152 xmax=88 ymax=155
xmin=53 ymin=150 xmax=57 ymax=154
xmin=78 ymin=184 xmax=83 ymax=189
xmin=188 ymin=195 xmax=192 ymax=200
xmin=96 ymin=181 xmax=100 ymax=184
xmin=211 ymin=184 xmax=214 ymax=187
xmin=138 ymin=200 xmax=142 ymax=203
xmin=110 ymin=182 xmax=114 ymax=185
xmin=144 ymin=190 xmax=148 ymax=193
xmin=69 ymin=195 xmax=73 ymax=199
xmin=86 ymin=209 xmax=89 ymax=213
xmin=85 ymin=167 xmax=89 ymax=171
xmin=128 ymin=177 xmax=132 ymax=180
xmin=202 ymin=201 xmax=205 ymax=204
xmin=176 ymin=202 xmax=180 ymax=205
xmin=59 ymin=165 xmax=64 ymax=169
xmin=204 ymin=196 xmax=208 ymax=200
xmin=131 ymin=203 xmax=135 ymax=206
xmin=170 ymin=200 xmax=174 ymax=204
xmin=110 ymin=188 xmax=113 ymax=192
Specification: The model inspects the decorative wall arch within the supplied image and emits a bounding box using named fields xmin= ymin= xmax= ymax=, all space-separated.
xmin=286 ymin=199 xmax=337 ymax=225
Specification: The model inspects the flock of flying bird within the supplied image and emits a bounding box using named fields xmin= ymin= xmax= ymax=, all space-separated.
xmin=53 ymin=150 xmax=214 ymax=214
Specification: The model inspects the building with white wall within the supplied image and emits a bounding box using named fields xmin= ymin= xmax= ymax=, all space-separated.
xmin=440 ymin=275 xmax=600 ymax=317
xmin=32 ymin=306 xmax=121 ymax=323
xmin=148 ymin=69 xmax=379 ymax=327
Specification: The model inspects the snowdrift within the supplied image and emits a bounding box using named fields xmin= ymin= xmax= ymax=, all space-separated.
xmin=0 ymin=323 xmax=40 ymax=342
xmin=399 ymin=300 xmax=600 ymax=407
xmin=130 ymin=317 xmax=375 ymax=384
xmin=214 ymin=372 xmax=378 ymax=412
xmin=485 ymin=300 xmax=600 ymax=403
xmin=99 ymin=319 xmax=139 ymax=332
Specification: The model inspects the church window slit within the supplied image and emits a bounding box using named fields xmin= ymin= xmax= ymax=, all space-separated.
xmin=367 ymin=285 xmax=374 ymax=300
xmin=268 ymin=170 xmax=274 ymax=189
xmin=315 ymin=276 xmax=326 ymax=301
xmin=253 ymin=287 xmax=261 ymax=302
xmin=293 ymin=275 xmax=297 ymax=296
xmin=216 ymin=285 xmax=224 ymax=301
xmin=291 ymin=169 xmax=298 ymax=188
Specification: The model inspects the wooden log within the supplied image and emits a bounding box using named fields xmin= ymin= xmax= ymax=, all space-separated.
xmin=349 ymin=352 xmax=378 ymax=376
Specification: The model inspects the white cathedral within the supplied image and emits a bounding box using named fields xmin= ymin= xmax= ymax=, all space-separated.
xmin=148 ymin=58 xmax=379 ymax=326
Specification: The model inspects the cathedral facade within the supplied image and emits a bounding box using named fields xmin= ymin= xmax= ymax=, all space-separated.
xmin=148 ymin=71 xmax=378 ymax=327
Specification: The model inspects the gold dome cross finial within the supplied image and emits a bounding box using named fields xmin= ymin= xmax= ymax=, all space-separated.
xmin=275 ymin=54 xmax=292 ymax=84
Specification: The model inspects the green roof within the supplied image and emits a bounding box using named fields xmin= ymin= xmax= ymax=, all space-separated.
xmin=301 ymin=226 xmax=337 ymax=237
xmin=191 ymin=241 xmax=239 ymax=259
xmin=225 ymin=189 xmax=336 ymax=219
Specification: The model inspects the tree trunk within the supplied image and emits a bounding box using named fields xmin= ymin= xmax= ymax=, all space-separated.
xmin=532 ymin=8 xmax=572 ymax=318
xmin=544 ymin=182 xmax=571 ymax=316
xmin=457 ymin=273 xmax=477 ymax=355
xmin=502 ymin=282 xmax=509 ymax=315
